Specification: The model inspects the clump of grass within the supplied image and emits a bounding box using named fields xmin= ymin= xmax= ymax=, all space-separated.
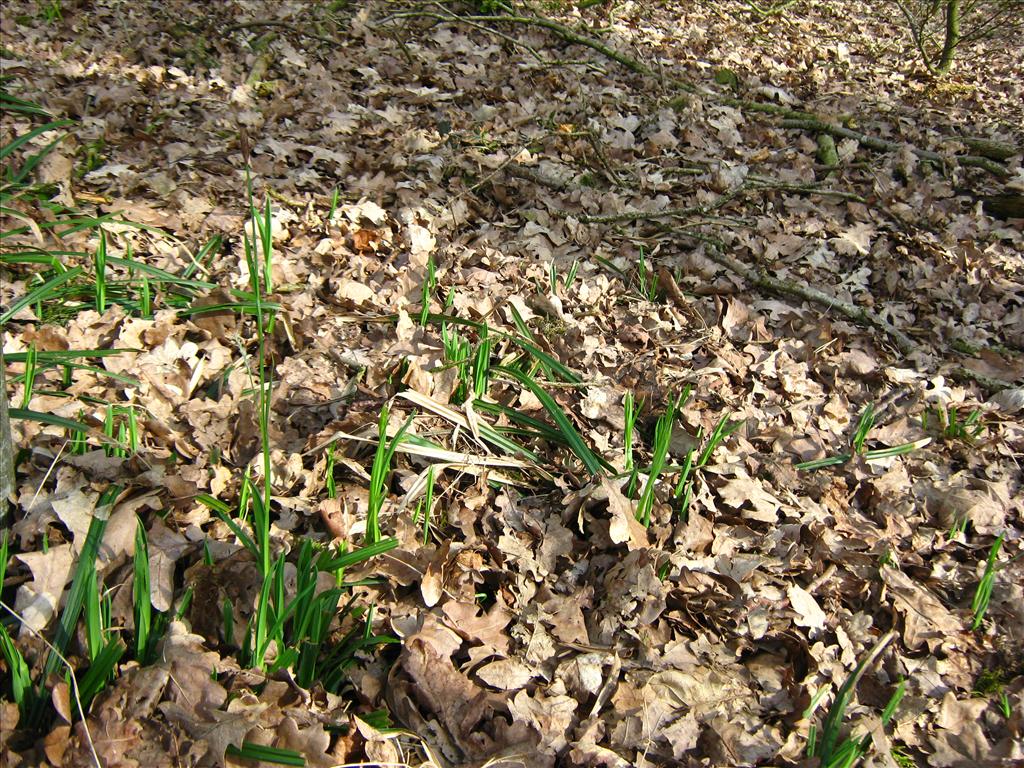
xmin=0 ymin=487 xmax=123 ymax=732
xmin=548 ymin=258 xmax=579 ymax=295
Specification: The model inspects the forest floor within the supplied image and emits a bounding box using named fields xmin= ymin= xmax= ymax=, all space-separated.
xmin=1 ymin=1 xmax=1023 ymax=766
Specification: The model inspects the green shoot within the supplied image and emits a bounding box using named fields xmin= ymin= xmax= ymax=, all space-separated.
xmin=29 ymin=485 xmax=120 ymax=728
xmin=797 ymin=402 xmax=929 ymax=471
xmin=83 ymin=566 xmax=105 ymax=661
xmin=442 ymin=323 xmax=472 ymax=403
xmin=94 ymin=229 xmax=108 ymax=313
xmin=226 ymin=742 xmax=305 ymax=766
xmin=548 ymin=259 xmax=579 ymax=295
xmin=0 ymin=532 xmax=32 ymax=714
xmin=971 ymin=533 xmax=1003 ymax=631
xmin=77 ymin=637 xmax=125 ymax=714
xmin=70 ymin=409 xmax=88 ymax=454
xmin=19 ymin=343 xmax=37 ymax=409
xmin=366 ymin=406 xmax=413 ymax=545
xmin=325 ymin=442 xmax=337 ymax=498
xmin=851 ymin=402 xmax=875 ymax=455
xmin=809 ymin=630 xmax=897 ymax=766
xmin=0 ymin=622 xmax=31 ymax=714
xmin=891 ymin=746 xmax=916 ymax=768
xmin=180 ymin=235 xmax=222 ymax=281
xmin=923 ymin=403 xmax=985 ymax=444
xmin=636 ymin=394 xmax=677 ymax=527
xmin=413 ymin=465 xmax=437 ymax=544
xmin=507 ymin=301 xmax=534 ymax=341
xmin=38 ymin=0 xmax=63 ymax=24
xmin=472 ymin=325 xmax=491 ymax=399
xmin=697 ymin=411 xmax=741 ymax=467
xmin=623 ymin=391 xmax=638 ymax=473
xmin=947 ymin=513 xmax=968 ymax=540
xmin=672 ymin=448 xmax=696 ymax=519
xmin=997 ymin=691 xmax=1011 ymax=719
xmin=327 ymin=186 xmax=340 ymax=225
xmin=796 ymin=454 xmax=852 ymax=471
xmin=592 ymin=252 xmax=629 ymax=281
xmin=420 ymin=255 xmax=436 ymax=326
xmin=133 ymin=519 xmax=152 ymax=662
xmin=861 ymin=440 xmax=930 ymax=461
xmin=0 ymin=89 xmax=56 ymax=118
xmin=241 ymin=177 xmax=276 ymax=585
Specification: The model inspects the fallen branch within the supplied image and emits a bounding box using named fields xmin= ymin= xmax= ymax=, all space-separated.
xmin=380 ymin=6 xmax=652 ymax=75
xmin=578 ymin=178 xmax=864 ymax=224
xmin=701 ymin=245 xmax=917 ymax=355
xmin=960 ymin=136 xmax=1021 ymax=162
xmin=781 ymin=118 xmax=1011 ymax=178
xmin=948 ymin=366 xmax=1016 ymax=394
xmin=386 ymin=5 xmax=1013 ymax=179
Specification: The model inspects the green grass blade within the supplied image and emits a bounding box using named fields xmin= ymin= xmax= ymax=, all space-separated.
xmin=9 ymin=134 xmax=68 ymax=185
xmin=796 ymin=454 xmax=851 ymax=471
xmin=971 ymin=533 xmax=1004 ymax=630
xmin=493 ymin=365 xmax=608 ymax=475
xmin=77 ymin=637 xmax=126 ymax=713
xmin=134 ymin=518 xmax=152 ymax=661
xmin=0 ymin=91 xmax=54 ymax=118
xmin=8 ymin=407 xmax=93 ymax=435
xmin=196 ymin=494 xmax=259 ymax=558
xmin=0 ymin=119 xmax=73 ymax=163
xmin=321 ymin=537 xmax=399 ymax=572
xmin=0 ymin=266 xmax=84 ymax=325
xmin=226 ymin=742 xmax=305 ymax=766
xmin=0 ymin=623 xmax=31 ymax=710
